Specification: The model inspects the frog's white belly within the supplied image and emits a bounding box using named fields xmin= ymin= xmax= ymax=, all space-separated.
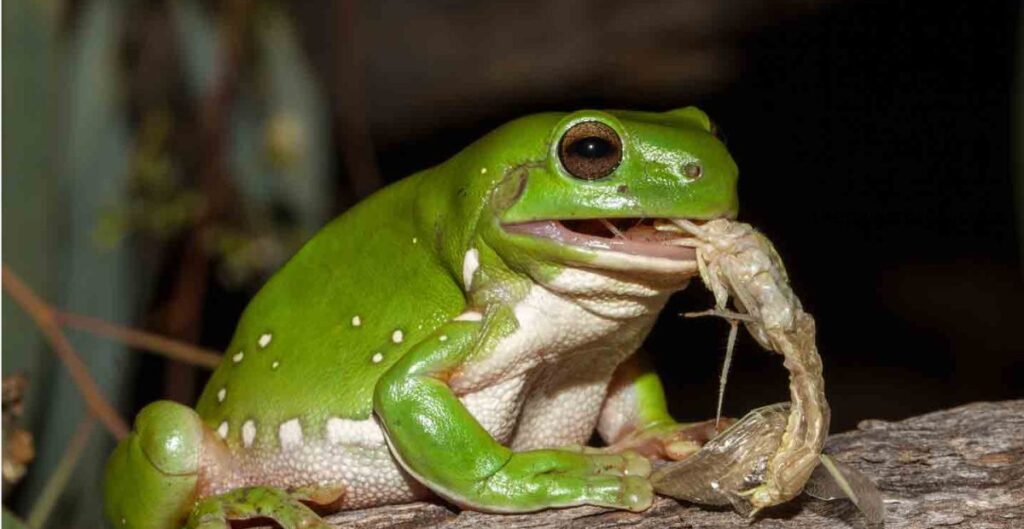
xmin=203 ymin=267 xmax=683 ymax=509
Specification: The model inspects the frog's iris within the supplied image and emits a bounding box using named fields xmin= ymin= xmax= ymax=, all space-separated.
xmin=558 ymin=121 xmax=622 ymax=180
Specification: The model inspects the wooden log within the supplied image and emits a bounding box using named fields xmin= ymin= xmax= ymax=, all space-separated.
xmin=321 ymin=400 xmax=1024 ymax=528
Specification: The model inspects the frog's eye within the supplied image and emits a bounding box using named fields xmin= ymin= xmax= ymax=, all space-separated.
xmin=558 ymin=121 xmax=623 ymax=180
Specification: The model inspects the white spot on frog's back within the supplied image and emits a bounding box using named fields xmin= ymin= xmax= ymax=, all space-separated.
xmin=271 ymin=361 xmax=280 ymax=370
xmin=258 ymin=333 xmax=272 ymax=348
xmin=462 ymin=248 xmax=480 ymax=290
xmin=217 ymin=388 xmax=227 ymax=403
xmin=279 ymin=419 xmax=303 ymax=450
xmin=242 ymin=420 xmax=257 ymax=448
xmin=326 ymin=417 xmax=385 ymax=448
xmin=391 ymin=330 xmax=403 ymax=344
xmin=351 ymin=315 xmax=361 ymax=327
xmin=371 ymin=352 xmax=383 ymax=364
xmin=232 ymin=351 xmax=244 ymax=363
xmin=217 ymin=421 xmax=229 ymax=439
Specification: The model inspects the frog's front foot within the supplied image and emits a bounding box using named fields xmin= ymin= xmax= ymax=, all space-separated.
xmin=187 ymin=487 xmax=329 ymax=529
xmin=604 ymin=419 xmax=735 ymax=461
xmin=472 ymin=449 xmax=654 ymax=512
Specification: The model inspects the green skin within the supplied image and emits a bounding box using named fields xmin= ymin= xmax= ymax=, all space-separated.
xmin=103 ymin=108 xmax=739 ymax=528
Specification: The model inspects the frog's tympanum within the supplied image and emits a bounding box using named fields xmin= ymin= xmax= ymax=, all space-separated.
xmin=104 ymin=108 xmax=741 ymax=528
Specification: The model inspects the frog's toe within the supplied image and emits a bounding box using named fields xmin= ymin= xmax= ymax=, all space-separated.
xmin=577 ymin=475 xmax=653 ymax=512
xmin=621 ymin=451 xmax=652 ymax=477
xmin=187 ymin=487 xmax=330 ymax=529
xmin=664 ymin=439 xmax=702 ymax=460
xmin=618 ymin=475 xmax=655 ymax=512
xmin=738 ymin=481 xmax=786 ymax=511
xmin=607 ymin=419 xmax=736 ymax=462
xmin=586 ymin=451 xmax=651 ymax=477
xmin=555 ymin=443 xmax=605 ymax=455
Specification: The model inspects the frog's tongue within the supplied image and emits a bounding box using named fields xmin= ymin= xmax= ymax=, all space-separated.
xmin=504 ymin=219 xmax=697 ymax=260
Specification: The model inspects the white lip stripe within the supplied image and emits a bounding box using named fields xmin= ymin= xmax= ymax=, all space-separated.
xmin=462 ymin=248 xmax=480 ymax=290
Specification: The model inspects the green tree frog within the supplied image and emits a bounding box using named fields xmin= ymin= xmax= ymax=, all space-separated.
xmin=103 ymin=107 xmax=739 ymax=528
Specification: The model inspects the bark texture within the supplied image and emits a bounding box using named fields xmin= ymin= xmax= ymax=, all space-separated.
xmin=322 ymin=400 xmax=1024 ymax=528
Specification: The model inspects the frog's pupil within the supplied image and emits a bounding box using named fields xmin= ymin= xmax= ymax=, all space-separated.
xmin=571 ymin=137 xmax=613 ymax=159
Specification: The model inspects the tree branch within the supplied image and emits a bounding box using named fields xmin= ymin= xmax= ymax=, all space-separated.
xmin=2 ymin=265 xmax=129 ymax=439
xmin=320 ymin=400 xmax=1024 ymax=529
xmin=56 ymin=311 xmax=220 ymax=369
xmin=26 ymin=418 xmax=95 ymax=528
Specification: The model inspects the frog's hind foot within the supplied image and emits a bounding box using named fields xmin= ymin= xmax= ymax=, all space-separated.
xmin=604 ymin=419 xmax=736 ymax=461
xmin=187 ymin=487 xmax=329 ymax=529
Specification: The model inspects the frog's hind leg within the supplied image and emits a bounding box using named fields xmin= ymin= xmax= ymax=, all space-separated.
xmin=597 ymin=353 xmax=731 ymax=461
xmin=104 ymin=401 xmax=213 ymax=529
xmin=105 ymin=401 xmax=338 ymax=529
xmin=187 ymin=487 xmax=328 ymax=529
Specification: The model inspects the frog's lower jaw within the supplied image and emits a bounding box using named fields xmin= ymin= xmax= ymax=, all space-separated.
xmin=503 ymin=218 xmax=699 ymax=275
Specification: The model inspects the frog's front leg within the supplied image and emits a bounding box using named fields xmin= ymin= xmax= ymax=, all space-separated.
xmin=373 ymin=315 xmax=653 ymax=513
xmin=103 ymin=401 xmax=332 ymax=529
xmin=597 ymin=353 xmax=731 ymax=461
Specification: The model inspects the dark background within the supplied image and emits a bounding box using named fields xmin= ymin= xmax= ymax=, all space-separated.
xmin=3 ymin=1 xmax=1021 ymax=527
xmin=288 ymin=0 xmax=1023 ymax=431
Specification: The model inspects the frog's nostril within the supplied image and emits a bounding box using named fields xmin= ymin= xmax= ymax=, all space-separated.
xmin=682 ymin=162 xmax=703 ymax=181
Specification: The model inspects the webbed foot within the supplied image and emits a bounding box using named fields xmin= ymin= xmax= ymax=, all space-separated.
xmin=604 ymin=419 xmax=735 ymax=461
xmin=186 ymin=487 xmax=329 ymax=529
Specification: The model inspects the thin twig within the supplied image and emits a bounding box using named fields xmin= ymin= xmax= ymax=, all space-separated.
xmin=2 ymin=265 xmax=129 ymax=439
xmin=26 ymin=418 xmax=95 ymax=528
xmin=57 ymin=311 xmax=220 ymax=369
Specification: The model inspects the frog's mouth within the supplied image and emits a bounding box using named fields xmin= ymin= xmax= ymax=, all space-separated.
xmin=503 ymin=218 xmax=697 ymax=261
